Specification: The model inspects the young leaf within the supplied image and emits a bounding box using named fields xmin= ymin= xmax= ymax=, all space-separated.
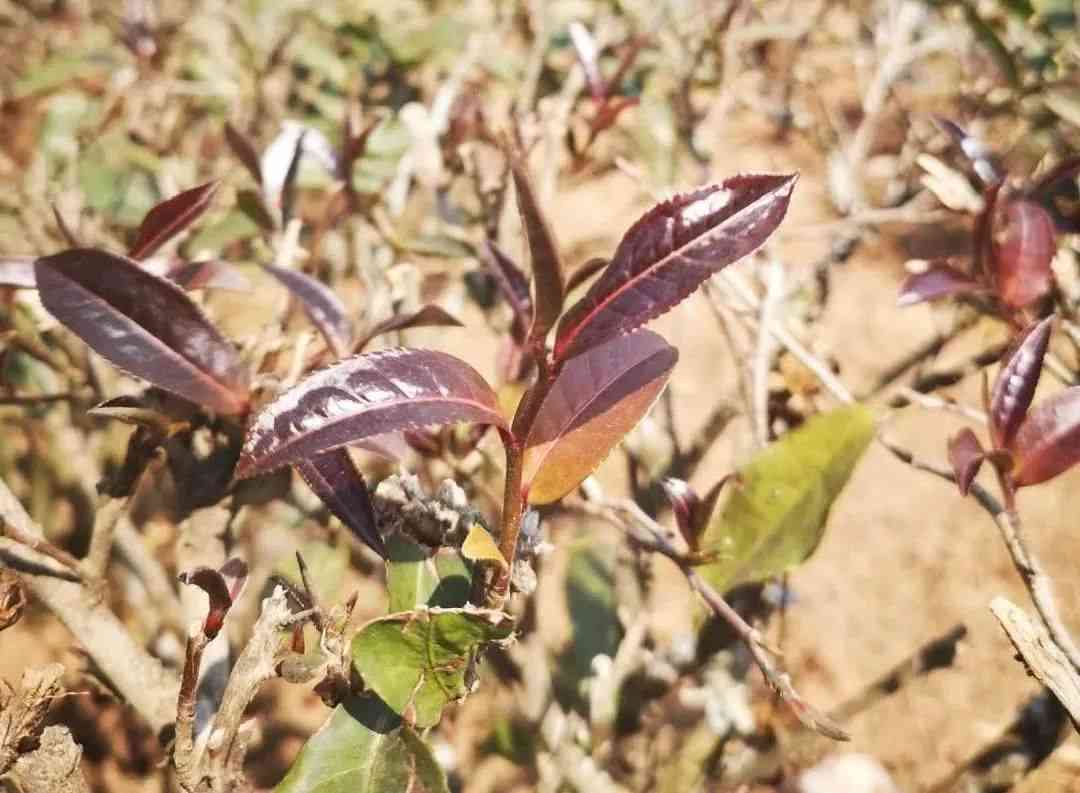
xmin=355 ymin=305 xmax=464 ymax=352
xmin=35 ymin=249 xmax=249 ymax=414
xmin=660 ymin=477 xmax=699 ymax=538
xmin=0 ymin=256 xmax=37 ymax=288
xmin=351 ymin=608 xmax=514 ymax=728
xmin=225 ymin=122 xmax=263 ymax=186
xmin=990 ymin=315 xmax=1053 ymax=449
xmin=696 ymin=404 xmax=874 ymax=593
xmin=178 ymin=558 xmax=247 ymax=638
xmin=295 ymin=449 xmax=386 ymax=558
xmin=480 ymin=240 xmax=532 ymax=340
xmin=509 ymin=155 xmax=565 ymax=347
xmin=995 ymin=200 xmax=1056 ymax=309
xmin=896 ymin=262 xmax=981 ymax=307
xmin=554 ymin=173 xmax=796 ymax=361
xmin=274 ymin=695 xmax=449 ymax=793
xmin=128 ymin=181 xmax=220 ymax=261
xmin=385 ymin=534 xmax=472 ymax=612
xmin=948 ymin=427 xmax=986 ymax=496
xmin=1010 ymin=387 xmax=1080 ymax=487
xmin=522 ymin=330 xmax=677 ymax=504
xmin=238 ymin=348 xmax=506 ymax=478
xmin=264 ymin=265 xmax=354 ymax=358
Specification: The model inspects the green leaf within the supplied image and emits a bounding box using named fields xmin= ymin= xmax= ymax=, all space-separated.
xmin=275 ymin=695 xmax=448 ymax=793
xmin=351 ymin=608 xmax=514 ymax=728
xmin=385 ymin=534 xmax=472 ymax=612
xmin=697 ymin=404 xmax=875 ymax=593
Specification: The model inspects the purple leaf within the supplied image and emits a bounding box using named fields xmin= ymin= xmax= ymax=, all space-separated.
xmin=523 ymin=330 xmax=677 ymax=503
xmin=934 ymin=117 xmax=1003 ymax=185
xmin=264 ymin=265 xmax=354 ymax=358
xmin=1010 ymin=387 xmax=1080 ymax=487
xmin=660 ymin=477 xmax=698 ymax=537
xmin=295 ymin=448 xmax=386 ymax=558
xmin=354 ymin=305 xmax=464 ymax=352
xmin=225 ymin=122 xmax=264 ymax=186
xmin=990 ymin=315 xmax=1053 ymax=449
xmin=0 ymin=256 xmax=37 ymax=288
xmin=167 ymin=260 xmax=252 ymax=292
xmin=238 ymin=348 xmax=507 ymax=478
xmin=973 ymin=181 xmax=1002 ymax=281
xmin=129 ymin=181 xmax=220 ymax=261
xmin=948 ymin=427 xmax=985 ymax=496
xmin=218 ymin=557 xmax=250 ymax=604
xmin=178 ymin=558 xmax=247 ymax=638
xmin=995 ymin=200 xmax=1056 ymax=309
xmin=569 ymin=22 xmax=605 ymax=102
xmin=510 ymin=155 xmax=565 ymax=348
xmin=481 ymin=240 xmax=533 ymax=340
xmin=896 ymin=262 xmax=981 ymax=307
xmin=35 ymin=249 xmax=249 ymax=414
xmin=554 ymin=173 xmax=796 ymax=361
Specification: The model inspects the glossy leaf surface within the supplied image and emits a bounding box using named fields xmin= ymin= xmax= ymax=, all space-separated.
xmin=295 ymin=449 xmax=385 ymax=558
xmin=995 ymin=200 xmax=1056 ymax=309
xmin=351 ymin=608 xmax=513 ymax=728
xmin=554 ymin=173 xmax=796 ymax=361
xmin=523 ymin=330 xmax=677 ymax=504
xmin=1010 ymin=387 xmax=1080 ymax=487
xmin=510 ymin=156 xmax=564 ymax=346
xmin=35 ymin=249 xmax=248 ymax=414
xmin=0 ymin=256 xmax=36 ymax=288
xmin=697 ymin=404 xmax=874 ymax=593
xmin=238 ymin=348 xmax=506 ymax=478
xmin=129 ymin=181 xmax=219 ymax=260
xmin=355 ymin=305 xmax=463 ymax=352
xmin=265 ymin=265 xmax=353 ymax=358
xmin=948 ymin=428 xmax=985 ymax=496
xmin=990 ymin=315 xmax=1052 ymax=448
xmin=896 ymin=263 xmax=981 ymax=307
xmin=274 ymin=696 xmax=448 ymax=793
xmin=385 ymin=534 xmax=471 ymax=612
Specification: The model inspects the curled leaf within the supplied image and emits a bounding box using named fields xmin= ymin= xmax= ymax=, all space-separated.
xmin=948 ymin=427 xmax=986 ymax=496
xmin=523 ymin=330 xmax=677 ymax=504
xmin=555 ymin=173 xmax=796 ymax=361
xmin=295 ymin=449 xmax=386 ymax=558
xmin=995 ymin=200 xmax=1056 ymax=309
xmin=355 ymin=305 xmax=464 ymax=352
xmin=35 ymin=249 xmax=248 ymax=414
xmin=1010 ymin=387 xmax=1080 ymax=487
xmin=990 ymin=315 xmax=1053 ymax=449
xmin=238 ymin=348 xmax=506 ymax=478
xmin=178 ymin=558 xmax=247 ymax=638
xmin=509 ymin=155 xmax=564 ymax=347
xmin=264 ymin=265 xmax=354 ymax=358
xmin=129 ymin=181 xmax=220 ymax=261
xmin=896 ymin=262 xmax=981 ymax=307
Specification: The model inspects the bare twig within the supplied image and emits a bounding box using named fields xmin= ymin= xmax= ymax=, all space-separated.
xmin=82 ymin=496 xmax=129 ymax=581
xmin=751 ymin=260 xmax=784 ymax=446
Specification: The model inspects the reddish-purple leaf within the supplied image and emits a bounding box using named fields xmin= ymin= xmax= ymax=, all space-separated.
xmin=238 ymin=348 xmax=507 ymax=478
xmin=948 ymin=427 xmax=986 ymax=496
xmin=0 ymin=256 xmax=36 ymax=288
xmin=35 ymin=249 xmax=249 ymax=414
xmin=660 ymin=477 xmax=699 ymax=537
xmin=218 ymin=557 xmax=249 ymax=605
xmin=554 ymin=173 xmax=796 ymax=361
xmin=569 ymin=22 xmax=605 ymax=102
xmin=523 ymin=329 xmax=677 ymax=503
xmin=225 ymin=122 xmax=263 ymax=186
xmin=510 ymin=155 xmax=565 ymax=348
xmin=1010 ymin=387 xmax=1080 ymax=487
xmin=935 ymin=117 xmax=1003 ymax=186
xmin=565 ymin=256 xmax=608 ymax=294
xmin=178 ymin=561 xmax=243 ymax=639
xmin=354 ymin=305 xmax=464 ymax=352
xmin=295 ymin=448 xmax=386 ymax=558
xmin=129 ymin=181 xmax=220 ymax=261
xmin=973 ymin=181 xmax=1003 ymax=281
xmin=896 ymin=262 xmax=981 ymax=307
xmin=990 ymin=315 xmax=1053 ymax=449
xmin=481 ymin=240 xmax=532 ymax=339
xmin=995 ymin=200 xmax=1056 ymax=309
xmin=264 ymin=265 xmax=353 ymax=358
xmin=167 ymin=260 xmax=251 ymax=292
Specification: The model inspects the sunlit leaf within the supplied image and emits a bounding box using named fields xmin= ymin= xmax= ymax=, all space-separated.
xmin=274 ymin=696 xmax=449 ymax=793
xmin=568 ymin=22 xmax=605 ymax=102
xmin=990 ymin=315 xmax=1053 ymax=448
xmin=1010 ymin=387 xmax=1080 ymax=487
xmin=696 ymin=404 xmax=874 ymax=592
xmin=178 ymin=558 xmax=247 ymax=638
xmin=351 ymin=608 xmax=514 ymax=728
xmin=355 ymin=305 xmax=464 ymax=352
xmin=523 ymin=330 xmax=676 ymax=503
xmin=35 ymin=249 xmax=248 ymax=414
xmin=461 ymin=524 xmax=507 ymax=569
xmin=385 ymin=535 xmax=472 ymax=612
xmin=129 ymin=181 xmax=220 ymax=260
xmin=660 ymin=477 xmax=699 ymax=537
xmin=555 ymin=174 xmax=796 ymax=361
xmin=948 ymin=427 xmax=985 ymax=496
xmin=238 ymin=349 xmax=506 ymax=478
xmin=295 ymin=449 xmax=385 ymax=558
xmin=0 ymin=257 xmax=37 ymax=288
xmin=995 ymin=200 xmax=1056 ymax=309
xmin=265 ymin=265 xmax=354 ymax=358
xmin=509 ymin=155 xmax=564 ymax=348
xmin=896 ymin=263 xmax=981 ymax=307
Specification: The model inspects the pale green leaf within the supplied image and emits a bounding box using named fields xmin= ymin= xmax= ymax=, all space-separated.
xmin=385 ymin=534 xmax=472 ymax=612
